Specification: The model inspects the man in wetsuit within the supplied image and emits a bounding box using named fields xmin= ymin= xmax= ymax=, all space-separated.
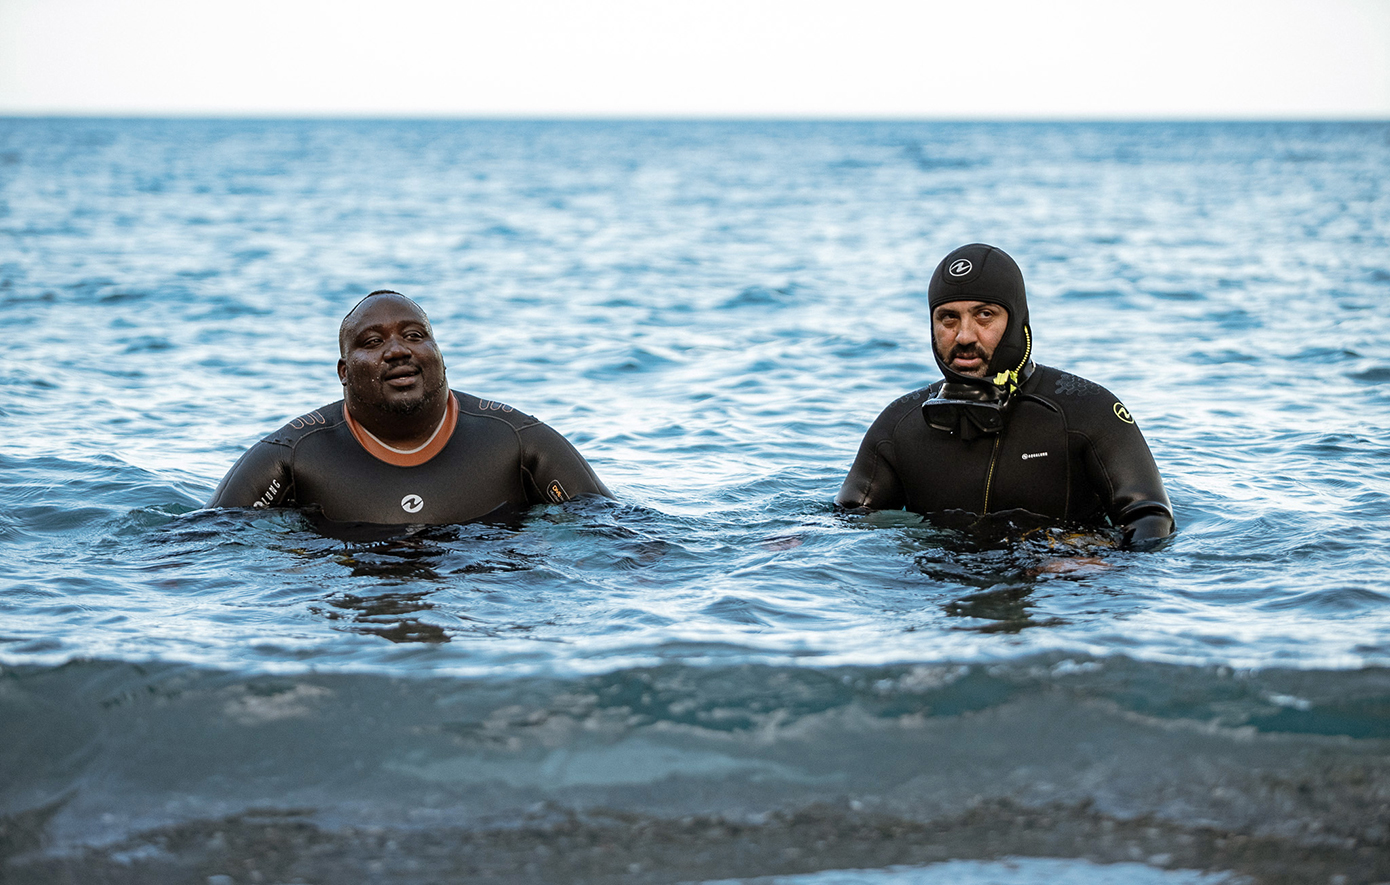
xmin=209 ymin=290 xmax=612 ymax=524
xmin=836 ymin=244 xmax=1174 ymax=548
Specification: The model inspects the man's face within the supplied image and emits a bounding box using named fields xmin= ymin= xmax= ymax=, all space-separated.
xmin=337 ymin=294 xmax=447 ymax=417
xmin=932 ymin=300 xmax=1009 ymax=378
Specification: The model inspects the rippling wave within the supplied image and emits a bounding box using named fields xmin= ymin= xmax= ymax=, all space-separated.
xmin=1 ymin=119 xmax=1388 ymax=883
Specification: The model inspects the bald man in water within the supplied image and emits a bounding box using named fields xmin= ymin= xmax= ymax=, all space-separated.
xmin=209 ymin=290 xmax=612 ymax=524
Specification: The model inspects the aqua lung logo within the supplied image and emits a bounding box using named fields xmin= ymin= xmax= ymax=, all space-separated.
xmin=252 ymin=478 xmax=282 ymax=508
xmin=401 ymin=494 xmax=424 ymax=513
xmin=1113 ymin=403 xmax=1134 ymax=424
xmin=948 ymin=258 xmax=973 ymax=277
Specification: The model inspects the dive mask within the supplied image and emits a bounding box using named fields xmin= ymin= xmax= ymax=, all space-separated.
xmin=923 ymin=382 xmax=1009 ymax=437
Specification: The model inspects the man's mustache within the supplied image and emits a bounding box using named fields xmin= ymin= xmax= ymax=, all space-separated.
xmin=948 ymin=344 xmax=985 ymax=362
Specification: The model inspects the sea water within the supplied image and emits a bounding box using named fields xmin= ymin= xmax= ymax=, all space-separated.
xmin=1 ymin=119 xmax=1387 ymax=883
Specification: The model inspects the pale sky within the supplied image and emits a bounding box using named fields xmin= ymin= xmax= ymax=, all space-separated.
xmin=1 ymin=0 xmax=1387 ymax=118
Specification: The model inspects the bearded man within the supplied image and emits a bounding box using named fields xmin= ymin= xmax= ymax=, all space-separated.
xmin=836 ymin=244 xmax=1173 ymax=548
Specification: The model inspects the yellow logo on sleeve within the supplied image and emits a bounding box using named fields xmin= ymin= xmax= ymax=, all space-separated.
xmin=1113 ymin=403 xmax=1134 ymax=424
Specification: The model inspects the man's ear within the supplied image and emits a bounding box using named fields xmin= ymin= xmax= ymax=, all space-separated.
xmin=337 ymin=359 xmax=348 ymax=386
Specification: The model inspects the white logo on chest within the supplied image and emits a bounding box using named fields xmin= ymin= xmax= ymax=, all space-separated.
xmin=401 ymin=494 xmax=424 ymax=513
xmin=1021 ymin=452 xmax=1049 ymax=461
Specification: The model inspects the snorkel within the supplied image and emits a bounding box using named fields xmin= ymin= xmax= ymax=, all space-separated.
xmin=922 ymin=244 xmax=1035 ymax=440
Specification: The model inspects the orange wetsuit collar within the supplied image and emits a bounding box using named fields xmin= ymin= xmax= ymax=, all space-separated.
xmin=344 ymin=391 xmax=458 ymax=467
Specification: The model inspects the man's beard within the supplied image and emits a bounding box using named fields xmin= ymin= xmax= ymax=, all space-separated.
xmin=382 ymin=378 xmax=446 ymax=416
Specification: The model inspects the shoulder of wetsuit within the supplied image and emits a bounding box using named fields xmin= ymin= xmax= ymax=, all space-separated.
xmin=450 ymin=392 xmax=612 ymax=503
xmin=879 ymin=383 xmax=942 ymax=422
xmin=260 ymin=401 xmax=346 ymax=446
xmin=844 ymin=384 xmax=935 ymax=449
xmin=454 ymin=392 xmax=543 ymax=429
xmin=1020 ymin=365 xmax=1128 ymax=423
xmin=208 ymin=405 xmax=343 ymax=509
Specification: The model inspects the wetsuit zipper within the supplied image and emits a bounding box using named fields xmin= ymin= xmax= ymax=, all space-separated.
xmin=982 ymin=434 xmax=1002 ymax=513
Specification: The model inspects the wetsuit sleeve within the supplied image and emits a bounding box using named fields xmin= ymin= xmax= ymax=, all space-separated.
xmin=1077 ymin=414 xmax=1175 ymax=549
xmin=207 ymin=441 xmax=294 ymax=509
xmin=836 ymin=403 xmax=908 ymax=511
xmin=515 ymin=422 xmax=613 ymax=504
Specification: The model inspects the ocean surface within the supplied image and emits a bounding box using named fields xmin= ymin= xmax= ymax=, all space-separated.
xmin=1 ymin=118 xmax=1388 ymax=884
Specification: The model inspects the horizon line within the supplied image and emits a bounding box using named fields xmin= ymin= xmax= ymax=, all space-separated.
xmin=3 ymin=111 xmax=1389 ymax=124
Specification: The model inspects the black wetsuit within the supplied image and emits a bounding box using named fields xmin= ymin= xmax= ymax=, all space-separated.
xmin=208 ymin=391 xmax=611 ymax=524
xmin=837 ymin=364 xmax=1174 ymax=543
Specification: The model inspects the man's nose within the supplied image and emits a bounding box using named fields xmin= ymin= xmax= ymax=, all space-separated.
xmin=383 ymin=336 xmax=411 ymax=359
xmin=955 ymin=319 xmax=979 ymax=343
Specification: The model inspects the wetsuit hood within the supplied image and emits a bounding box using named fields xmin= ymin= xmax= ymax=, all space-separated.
xmin=928 ymin=243 xmax=1033 ymax=389
xmin=924 ymin=244 xmax=1034 ymax=439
